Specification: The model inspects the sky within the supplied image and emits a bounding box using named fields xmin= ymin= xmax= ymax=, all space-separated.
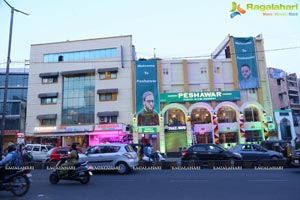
xmin=0 ymin=0 xmax=299 ymax=76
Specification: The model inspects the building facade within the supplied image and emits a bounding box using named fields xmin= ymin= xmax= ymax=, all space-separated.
xmin=0 ymin=65 xmax=28 ymax=146
xmin=132 ymin=34 xmax=276 ymax=154
xmin=26 ymin=35 xmax=135 ymax=147
xmin=268 ymin=67 xmax=299 ymax=139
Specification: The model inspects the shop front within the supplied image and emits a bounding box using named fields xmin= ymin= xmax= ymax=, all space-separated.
xmin=89 ymin=123 xmax=131 ymax=146
xmin=33 ymin=125 xmax=92 ymax=147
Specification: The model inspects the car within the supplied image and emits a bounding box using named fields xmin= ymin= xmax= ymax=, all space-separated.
xmin=231 ymin=144 xmax=284 ymax=160
xmin=260 ymin=140 xmax=292 ymax=158
xmin=181 ymin=144 xmax=242 ymax=165
xmin=45 ymin=146 xmax=86 ymax=164
xmin=291 ymin=148 xmax=300 ymax=167
xmin=25 ymin=144 xmax=53 ymax=161
xmin=79 ymin=143 xmax=138 ymax=174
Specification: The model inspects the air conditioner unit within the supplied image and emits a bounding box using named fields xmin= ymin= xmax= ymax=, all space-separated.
xmin=100 ymin=116 xmax=109 ymax=123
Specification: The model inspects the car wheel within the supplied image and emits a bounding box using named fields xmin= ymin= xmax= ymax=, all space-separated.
xmin=116 ymin=162 xmax=129 ymax=175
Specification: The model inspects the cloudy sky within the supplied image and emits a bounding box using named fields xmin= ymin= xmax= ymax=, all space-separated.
xmin=0 ymin=0 xmax=299 ymax=75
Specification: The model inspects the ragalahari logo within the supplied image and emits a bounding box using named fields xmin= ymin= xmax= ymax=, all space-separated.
xmin=230 ymin=2 xmax=246 ymax=18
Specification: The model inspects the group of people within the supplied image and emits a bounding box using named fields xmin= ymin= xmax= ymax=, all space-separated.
xmin=139 ymin=143 xmax=160 ymax=162
xmin=0 ymin=142 xmax=79 ymax=178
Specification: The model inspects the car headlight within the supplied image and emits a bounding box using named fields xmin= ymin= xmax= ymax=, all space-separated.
xmin=295 ymin=151 xmax=300 ymax=156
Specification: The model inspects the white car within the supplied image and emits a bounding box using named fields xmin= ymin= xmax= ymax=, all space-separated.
xmin=79 ymin=143 xmax=138 ymax=174
xmin=25 ymin=144 xmax=53 ymax=162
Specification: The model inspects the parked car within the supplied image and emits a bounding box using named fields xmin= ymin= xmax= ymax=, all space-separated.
xmin=45 ymin=146 xmax=86 ymax=164
xmin=25 ymin=144 xmax=53 ymax=161
xmin=79 ymin=143 xmax=138 ymax=174
xmin=260 ymin=140 xmax=292 ymax=158
xmin=231 ymin=144 xmax=284 ymax=160
xmin=181 ymin=144 xmax=242 ymax=164
xmin=291 ymin=148 xmax=300 ymax=167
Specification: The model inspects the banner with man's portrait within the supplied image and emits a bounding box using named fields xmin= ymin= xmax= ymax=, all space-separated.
xmin=135 ymin=60 xmax=160 ymax=126
xmin=233 ymin=37 xmax=260 ymax=89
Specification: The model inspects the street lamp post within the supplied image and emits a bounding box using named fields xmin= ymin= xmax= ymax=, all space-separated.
xmin=0 ymin=0 xmax=29 ymax=159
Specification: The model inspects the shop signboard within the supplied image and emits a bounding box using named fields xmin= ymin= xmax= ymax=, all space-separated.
xmin=160 ymin=91 xmax=240 ymax=103
xmin=139 ymin=127 xmax=157 ymax=134
xmin=165 ymin=125 xmax=187 ymax=132
xmin=94 ymin=123 xmax=122 ymax=131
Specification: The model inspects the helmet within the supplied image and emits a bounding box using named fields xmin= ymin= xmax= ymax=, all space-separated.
xmin=7 ymin=142 xmax=16 ymax=153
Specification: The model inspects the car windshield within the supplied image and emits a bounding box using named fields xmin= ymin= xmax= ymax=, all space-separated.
xmin=125 ymin=145 xmax=134 ymax=152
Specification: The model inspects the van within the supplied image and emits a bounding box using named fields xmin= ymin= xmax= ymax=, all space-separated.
xmin=25 ymin=144 xmax=53 ymax=162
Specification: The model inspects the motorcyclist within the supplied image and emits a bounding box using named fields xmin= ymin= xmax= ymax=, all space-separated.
xmin=0 ymin=142 xmax=18 ymax=182
xmin=60 ymin=143 xmax=79 ymax=177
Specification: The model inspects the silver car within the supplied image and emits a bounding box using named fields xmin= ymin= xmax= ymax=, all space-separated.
xmin=79 ymin=143 xmax=138 ymax=174
xmin=25 ymin=144 xmax=53 ymax=162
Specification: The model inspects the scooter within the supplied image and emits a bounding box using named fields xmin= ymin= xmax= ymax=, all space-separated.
xmin=49 ymin=157 xmax=93 ymax=184
xmin=0 ymin=167 xmax=32 ymax=196
xmin=142 ymin=151 xmax=166 ymax=162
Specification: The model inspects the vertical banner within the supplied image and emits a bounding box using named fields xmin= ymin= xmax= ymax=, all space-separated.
xmin=233 ymin=37 xmax=259 ymax=89
xmin=135 ymin=60 xmax=160 ymax=126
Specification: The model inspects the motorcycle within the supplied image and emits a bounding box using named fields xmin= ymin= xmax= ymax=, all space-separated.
xmin=0 ymin=167 xmax=32 ymax=197
xmin=142 ymin=151 xmax=166 ymax=162
xmin=49 ymin=157 xmax=93 ymax=184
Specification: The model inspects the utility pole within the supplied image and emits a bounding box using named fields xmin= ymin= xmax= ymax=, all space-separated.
xmin=0 ymin=0 xmax=29 ymax=159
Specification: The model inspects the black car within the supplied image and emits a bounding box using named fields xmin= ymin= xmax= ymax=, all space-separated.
xmin=291 ymin=148 xmax=300 ymax=167
xmin=181 ymin=144 xmax=242 ymax=163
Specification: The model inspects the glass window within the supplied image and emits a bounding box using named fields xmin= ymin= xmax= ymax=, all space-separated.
xmin=62 ymin=73 xmax=95 ymax=125
xmin=43 ymin=48 xmax=117 ymax=62
xmin=244 ymin=106 xmax=259 ymax=122
xmin=41 ymin=97 xmax=57 ymax=105
xmin=41 ymin=119 xmax=56 ymax=126
xmin=217 ymin=106 xmax=237 ymax=123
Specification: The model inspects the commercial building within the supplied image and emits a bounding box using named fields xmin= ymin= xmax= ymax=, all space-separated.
xmin=132 ymin=34 xmax=276 ymax=154
xmin=26 ymin=35 xmax=135 ymax=146
xmin=0 ymin=64 xmax=28 ymax=146
xmin=27 ymin=34 xmax=281 ymax=153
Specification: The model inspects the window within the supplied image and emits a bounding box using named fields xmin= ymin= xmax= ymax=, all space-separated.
xmin=41 ymin=119 xmax=56 ymax=126
xmin=200 ymin=67 xmax=207 ymax=74
xmin=99 ymin=116 xmax=118 ymax=124
xmin=62 ymin=73 xmax=95 ymax=125
xmin=244 ymin=106 xmax=259 ymax=122
xmin=99 ymin=93 xmax=117 ymax=101
xmin=42 ymin=77 xmax=58 ymax=84
xmin=41 ymin=97 xmax=57 ymax=105
xmin=163 ymin=68 xmax=169 ymax=75
xmin=99 ymin=71 xmax=117 ymax=80
xmin=44 ymin=48 xmax=117 ymax=63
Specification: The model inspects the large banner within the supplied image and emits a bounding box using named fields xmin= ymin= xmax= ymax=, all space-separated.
xmin=233 ymin=37 xmax=259 ymax=89
xmin=135 ymin=60 xmax=160 ymax=126
xmin=268 ymin=67 xmax=285 ymax=79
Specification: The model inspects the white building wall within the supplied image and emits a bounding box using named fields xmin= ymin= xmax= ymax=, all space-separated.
xmin=26 ymin=36 xmax=134 ymax=136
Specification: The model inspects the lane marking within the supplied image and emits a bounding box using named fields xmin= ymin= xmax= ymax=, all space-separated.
xmin=248 ymin=179 xmax=288 ymax=182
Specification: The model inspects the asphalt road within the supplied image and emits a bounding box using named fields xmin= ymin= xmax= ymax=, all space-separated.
xmin=1 ymin=168 xmax=300 ymax=200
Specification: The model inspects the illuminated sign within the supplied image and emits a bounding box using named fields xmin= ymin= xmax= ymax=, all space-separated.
xmin=160 ymin=91 xmax=240 ymax=103
xmin=165 ymin=125 xmax=187 ymax=132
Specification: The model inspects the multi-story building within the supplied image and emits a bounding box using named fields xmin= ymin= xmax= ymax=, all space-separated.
xmin=27 ymin=34 xmax=281 ymax=154
xmin=132 ymin=34 xmax=277 ymax=154
xmin=268 ymin=67 xmax=299 ymax=139
xmin=0 ymin=64 xmax=28 ymax=146
xmin=26 ymin=35 xmax=135 ymax=146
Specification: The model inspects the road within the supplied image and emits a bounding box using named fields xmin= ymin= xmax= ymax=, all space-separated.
xmin=1 ymin=168 xmax=299 ymax=200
